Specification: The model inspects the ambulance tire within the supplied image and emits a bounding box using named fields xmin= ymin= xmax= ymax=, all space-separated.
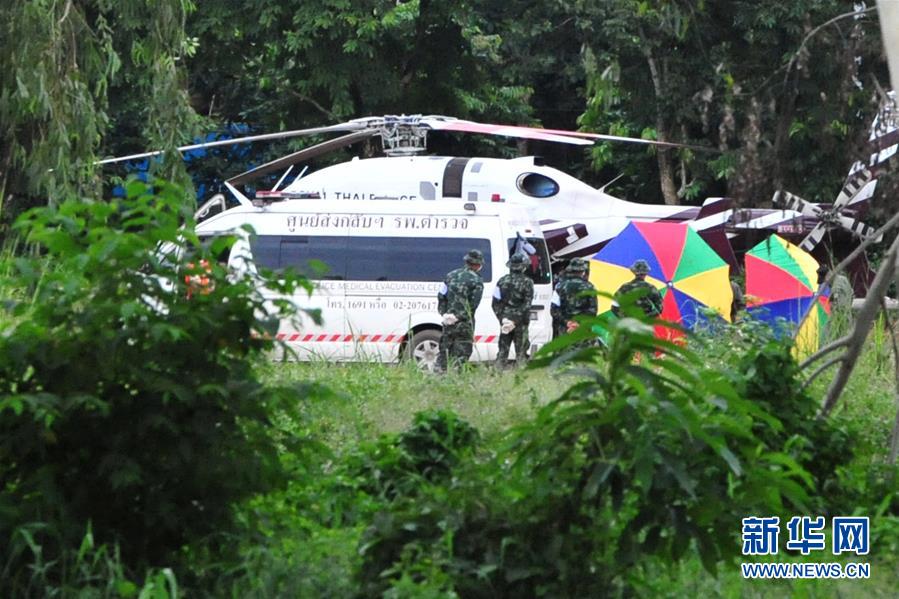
xmin=406 ymin=329 xmax=442 ymax=372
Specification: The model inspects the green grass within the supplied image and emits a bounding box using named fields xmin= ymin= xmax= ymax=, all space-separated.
xmin=252 ymin=329 xmax=899 ymax=598
xmin=646 ymin=554 xmax=898 ymax=598
xmin=258 ymin=360 xmax=562 ymax=450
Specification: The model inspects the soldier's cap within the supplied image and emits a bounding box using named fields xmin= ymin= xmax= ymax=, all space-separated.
xmin=630 ymin=259 xmax=651 ymax=275
xmin=566 ymin=258 xmax=589 ymax=273
xmin=507 ymin=253 xmax=529 ymax=269
xmin=464 ymin=249 xmax=485 ymax=265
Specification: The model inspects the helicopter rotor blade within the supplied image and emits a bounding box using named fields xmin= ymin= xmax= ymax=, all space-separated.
xmin=833 ymin=167 xmax=874 ymax=209
xmin=772 ymin=190 xmax=821 ymax=217
xmin=421 ymin=118 xmax=593 ymax=146
xmin=421 ymin=117 xmax=713 ymax=152
xmin=227 ymin=129 xmax=376 ymax=185
xmin=95 ymin=122 xmax=363 ymax=166
xmin=534 ymin=127 xmax=716 ymax=153
xmin=799 ymin=222 xmax=828 ymax=252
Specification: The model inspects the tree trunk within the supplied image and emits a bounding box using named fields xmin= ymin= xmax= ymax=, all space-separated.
xmin=771 ymin=82 xmax=798 ymax=196
xmin=641 ymin=41 xmax=679 ymax=205
xmin=656 ymin=147 xmax=679 ymax=205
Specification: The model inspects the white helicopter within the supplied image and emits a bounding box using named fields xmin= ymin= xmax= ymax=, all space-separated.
xmin=100 ymin=100 xmax=896 ymax=274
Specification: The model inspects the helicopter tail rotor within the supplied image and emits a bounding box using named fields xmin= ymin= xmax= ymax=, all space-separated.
xmin=772 ymin=91 xmax=897 ymax=252
xmin=772 ymin=189 xmax=880 ymax=252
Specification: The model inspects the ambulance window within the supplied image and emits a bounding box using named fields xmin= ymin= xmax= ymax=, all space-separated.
xmin=517 ymin=173 xmax=559 ymax=198
xmin=343 ymin=237 xmax=492 ymax=282
xmin=248 ymin=235 xmax=281 ymax=270
xmin=344 ymin=237 xmax=390 ymax=281
xmin=385 ymin=237 xmax=491 ymax=282
xmin=249 ymin=235 xmax=346 ymax=279
xmin=249 ymin=235 xmax=492 ymax=282
xmin=507 ymin=236 xmax=552 ymax=284
xmin=279 ymin=237 xmax=345 ymax=280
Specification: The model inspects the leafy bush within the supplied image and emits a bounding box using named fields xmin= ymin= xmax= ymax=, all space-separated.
xmin=398 ymin=410 xmax=480 ymax=479
xmin=731 ymin=337 xmax=853 ymax=503
xmin=2 ymin=525 xmax=178 ymax=599
xmin=345 ymin=410 xmax=480 ymax=501
xmin=358 ymin=312 xmax=835 ymax=596
xmin=0 ymin=180 xmax=316 ymax=589
xmin=189 ymin=410 xmax=480 ymax=597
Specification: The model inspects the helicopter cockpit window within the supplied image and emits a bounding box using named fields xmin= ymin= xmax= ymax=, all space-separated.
xmin=517 ymin=173 xmax=559 ymax=198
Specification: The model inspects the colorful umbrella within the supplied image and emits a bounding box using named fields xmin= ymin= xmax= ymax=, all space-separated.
xmin=588 ymin=222 xmax=733 ymax=338
xmin=744 ymin=235 xmax=831 ymax=358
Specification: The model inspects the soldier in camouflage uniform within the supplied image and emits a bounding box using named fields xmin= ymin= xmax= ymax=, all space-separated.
xmin=436 ymin=249 xmax=485 ymax=371
xmin=612 ymin=259 xmax=663 ymax=318
xmin=551 ymin=258 xmax=598 ymax=337
xmin=492 ymin=253 xmax=535 ymax=368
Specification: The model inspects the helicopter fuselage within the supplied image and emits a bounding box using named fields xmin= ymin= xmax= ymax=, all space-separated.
xmin=281 ymin=155 xmax=808 ymax=264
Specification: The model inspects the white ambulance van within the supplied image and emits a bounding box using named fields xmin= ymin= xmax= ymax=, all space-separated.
xmin=195 ymin=197 xmax=554 ymax=369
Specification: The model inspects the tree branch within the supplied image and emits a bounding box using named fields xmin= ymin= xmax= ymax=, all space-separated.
xmin=800 ymin=335 xmax=850 ymax=369
xmin=783 ymin=6 xmax=878 ymax=86
xmin=288 ymin=90 xmax=335 ymax=120
xmin=819 ymin=233 xmax=899 ymax=418
xmin=639 ymin=28 xmax=678 ymax=206
xmin=57 ymin=0 xmax=73 ymax=27
xmin=794 ymin=210 xmax=899 ymax=346
xmin=886 ymin=269 xmax=899 ymax=462
xmin=801 ymin=354 xmax=844 ymax=391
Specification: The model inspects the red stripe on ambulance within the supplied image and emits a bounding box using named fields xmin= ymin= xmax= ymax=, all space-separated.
xmin=277 ymin=332 xmax=502 ymax=343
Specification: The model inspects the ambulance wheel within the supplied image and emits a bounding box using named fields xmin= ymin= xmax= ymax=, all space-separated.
xmin=407 ymin=329 xmax=442 ymax=372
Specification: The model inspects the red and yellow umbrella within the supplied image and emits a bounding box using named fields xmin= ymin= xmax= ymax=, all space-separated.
xmin=588 ymin=222 xmax=733 ymax=338
xmin=745 ymin=235 xmax=830 ymax=358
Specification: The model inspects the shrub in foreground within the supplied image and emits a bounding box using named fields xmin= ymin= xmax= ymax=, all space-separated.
xmin=358 ymin=314 xmax=841 ymax=596
xmin=0 ymin=181 xmax=316 ymax=591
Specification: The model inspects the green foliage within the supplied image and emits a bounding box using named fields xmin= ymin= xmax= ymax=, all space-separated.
xmin=3 ymin=524 xmax=179 ymax=599
xmin=577 ymin=0 xmax=886 ymax=204
xmin=346 ymin=410 xmax=480 ymax=501
xmin=731 ymin=337 xmax=853 ymax=504
xmin=398 ymin=410 xmax=480 ymax=480
xmin=0 ymin=179 xmax=316 ymax=590
xmin=0 ymin=0 xmax=198 ymax=224
xmin=188 ymin=0 xmax=526 ymax=129
xmin=356 ymin=310 xmax=841 ymax=596
xmin=1 ymin=0 xmax=117 ymax=205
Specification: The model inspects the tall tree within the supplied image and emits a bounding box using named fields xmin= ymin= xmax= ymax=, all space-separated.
xmin=188 ymin=1 xmax=529 ymax=125
xmin=182 ymin=0 xmax=536 ymax=180
xmin=0 ymin=0 xmax=197 ymax=225
xmin=578 ymin=0 xmax=887 ymax=206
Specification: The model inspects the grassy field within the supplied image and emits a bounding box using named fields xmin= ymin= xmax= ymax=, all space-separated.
xmin=259 ymin=360 xmax=561 ymax=448
xmin=252 ymin=331 xmax=899 ymax=598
